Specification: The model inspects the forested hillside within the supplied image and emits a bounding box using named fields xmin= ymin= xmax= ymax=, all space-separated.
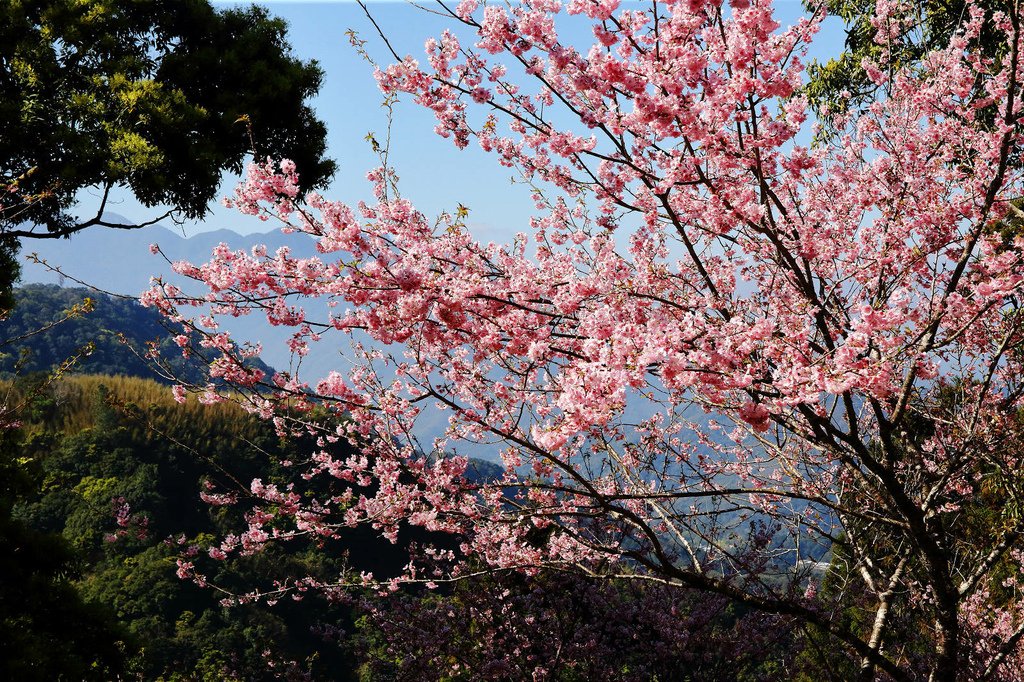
xmin=0 ymin=308 xmax=779 ymax=681
xmin=0 ymin=284 xmax=274 ymax=383
xmin=2 ymin=374 xmax=362 ymax=679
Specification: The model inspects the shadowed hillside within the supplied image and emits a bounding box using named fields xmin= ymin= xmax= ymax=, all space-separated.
xmin=0 ymin=284 xmax=274 ymax=384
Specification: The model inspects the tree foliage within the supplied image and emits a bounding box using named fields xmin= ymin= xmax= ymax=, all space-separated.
xmin=0 ymin=0 xmax=335 ymax=240
xmin=0 ymin=371 xmax=519 ymax=680
xmin=804 ymin=0 xmax=1016 ymax=117
xmin=356 ymin=569 xmax=803 ymax=681
xmin=0 ymin=405 xmax=134 ymax=680
xmin=3 ymin=375 xmax=360 ymax=680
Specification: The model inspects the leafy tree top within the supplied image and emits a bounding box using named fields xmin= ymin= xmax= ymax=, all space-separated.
xmin=805 ymin=0 xmax=1016 ymax=118
xmin=0 ymin=0 xmax=335 ymax=240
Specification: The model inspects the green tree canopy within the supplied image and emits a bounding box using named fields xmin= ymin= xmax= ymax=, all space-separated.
xmin=0 ymin=422 xmax=134 ymax=681
xmin=805 ymin=0 xmax=1014 ymax=117
xmin=0 ymin=0 xmax=335 ymax=242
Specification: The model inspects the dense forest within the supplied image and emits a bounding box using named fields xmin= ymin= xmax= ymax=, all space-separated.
xmin=1 ymin=376 xmax=808 ymax=681
xmin=2 ymin=373 xmax=362 ymax=679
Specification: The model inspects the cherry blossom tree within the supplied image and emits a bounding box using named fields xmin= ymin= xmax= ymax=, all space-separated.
xmin=143 ymin=0 xmax=1024 ymax=679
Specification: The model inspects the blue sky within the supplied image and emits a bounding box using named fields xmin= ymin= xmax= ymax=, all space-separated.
xmin=73 ymin=0 xmax=848 ymax=242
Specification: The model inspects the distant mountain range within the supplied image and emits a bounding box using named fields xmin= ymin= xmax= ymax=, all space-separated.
xmin=17 ymin=213 xmax=327 ymax=372
xmin=18 ymin=212 xmax=318 ymax=297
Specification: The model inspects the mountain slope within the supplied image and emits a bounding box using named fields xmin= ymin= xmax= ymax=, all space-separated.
xmin=0 ymin=284 xmax=274 ymax=383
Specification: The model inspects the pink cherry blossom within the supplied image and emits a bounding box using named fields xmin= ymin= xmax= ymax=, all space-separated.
xmin=143 ymin=1 xmax=1024 ymax=679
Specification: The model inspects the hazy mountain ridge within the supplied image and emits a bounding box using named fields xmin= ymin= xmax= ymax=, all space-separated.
xmin=18 ymin=213 xmax=317 ymax=297
xmin=16 ymin=215 xmax=332 ymax=374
